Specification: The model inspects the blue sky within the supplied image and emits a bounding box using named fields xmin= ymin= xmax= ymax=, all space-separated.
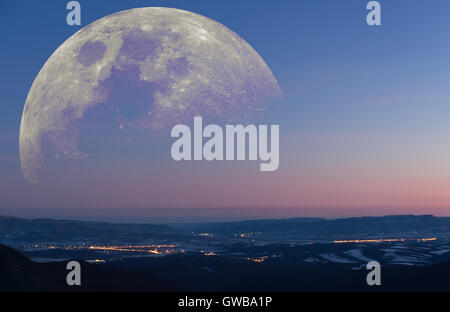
xmin=1 ymin=0 xmax=450 ymax=221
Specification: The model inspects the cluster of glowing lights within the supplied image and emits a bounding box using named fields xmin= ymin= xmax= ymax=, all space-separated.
xmin=87 ymin=244 xmax=179 ymax=255
xmin=196 ymin=233 xmax=214 ymax=237
xmin=334 ymin=238 xmax=437 ymax=244
xmin=246 ymin=256 xmax=269 ymax=263
xmin=234 ymin=232 xmax=263 ymax=238
xmin=86 ymin=259 xmax=106 ymax=263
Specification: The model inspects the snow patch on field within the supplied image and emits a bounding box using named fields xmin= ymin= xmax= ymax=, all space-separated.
xmin=431 ymin=249 xmax=450 ymax=256
xmin=381 ymin=248 xmax=429 ymax=265
xmin=344 ymin=249 xmax=373 ymax=262
xmin=304 ymin=257 xmax=321 ymax=263
xmin=320 ymin=253 xmax=356 ymax=264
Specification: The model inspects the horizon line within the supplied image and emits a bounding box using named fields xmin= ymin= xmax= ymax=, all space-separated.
xmin=0 ymin=213 xmax=445 ymax=225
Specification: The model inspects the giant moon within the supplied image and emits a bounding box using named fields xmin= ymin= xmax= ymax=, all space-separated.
xmin=20 ymin=7 xmax=282 ymax=184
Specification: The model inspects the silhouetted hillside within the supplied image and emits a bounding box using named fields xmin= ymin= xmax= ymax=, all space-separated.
xmin=109 ymin=251 xmax=450 ymax=291
xmin=187 ymin=215 xmax=450 ymax=239
xmin=0 ymin=216 xmax=178 ymax=243
xmin=3 ymin=215 xmax=450 ymax=243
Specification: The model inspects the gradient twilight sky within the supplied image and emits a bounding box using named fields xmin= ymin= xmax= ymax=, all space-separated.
xmin=1 ymin=0 xmax=450 ymax=222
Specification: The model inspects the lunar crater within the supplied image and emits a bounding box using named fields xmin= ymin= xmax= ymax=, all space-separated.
xmin=78 ymin=40 xmax=107 ymax=66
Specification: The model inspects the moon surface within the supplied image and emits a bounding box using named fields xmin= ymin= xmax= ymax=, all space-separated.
xmin=20 ymin=7 xmax=282 ymax=183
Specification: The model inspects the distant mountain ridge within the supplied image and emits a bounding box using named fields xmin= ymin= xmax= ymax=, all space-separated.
xmin=0 ymin=215 xmax=178 ymax=243
xmin=1 ymin=214 xmax=450 ymax=243
xmin=183 ymin=214 xmax=450 ymax=239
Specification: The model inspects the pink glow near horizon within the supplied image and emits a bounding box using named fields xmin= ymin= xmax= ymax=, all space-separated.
xmin=1 ymin=153 xmax=450 ymax=221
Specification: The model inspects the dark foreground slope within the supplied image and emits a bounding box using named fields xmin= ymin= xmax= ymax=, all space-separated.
xmin=111 ymin=253 xmax=450 ymax=292
xmin=0 ymin=244 xmax=181 ymax=291
xmin=2 ymin=243 xmax=450 ymax=291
